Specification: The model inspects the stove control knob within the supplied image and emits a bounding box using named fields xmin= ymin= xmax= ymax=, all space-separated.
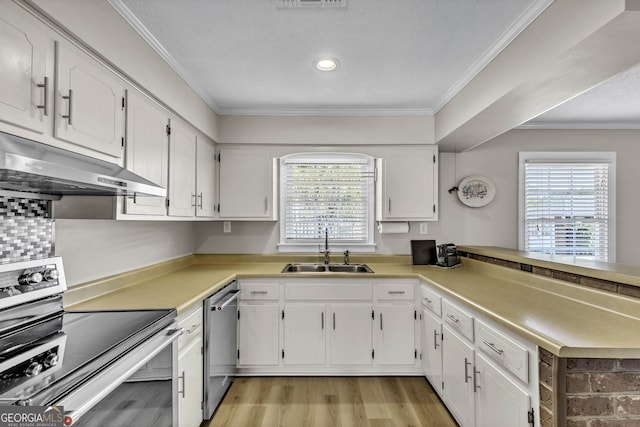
xmin=25 ymin=362 xmax=43 ymax=377
xmin=42 ymin=269 xmax=59 ymax=281
xmin=43 ymin=354 xmax=59 ymax=368
xmin=18 ymin=272 xmax=43 ymax=286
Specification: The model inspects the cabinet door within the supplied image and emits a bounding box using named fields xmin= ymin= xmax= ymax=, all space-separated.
xmin=178 ymin=337 xmax=203 ymax=427
xmin=124 ymin=90 xmax=168 ymax=215
xmin=475 ymin=353 xmax=531 ymax=427
xmin=442 ymin=324 xmax=475 ymax=427
xmin=218 ymin=148 xmax=274 ymax=219
xmin=0 ymin=4 xmax=51 ymax=134
xmin=376 ymin=304 xmax=416 ymax=366
xmin=422 ymin=308 xmax=443 ymax=395
xmin=330 ymin=304 xmax=373 ymax=366
xmin=377 ymin=146 xmax=437 ymax=221
xmin=196 ymin=140 xmax=216 ymax=218
xmin=168 ymin=119 xmax=196 ymax=217
xmin=237 ymin=304 xmax=279 ymax=366
xmin=283 ymin=304 xmax=325 ymax=366
xmin=55 ymin=42 xmax=124 ymax=159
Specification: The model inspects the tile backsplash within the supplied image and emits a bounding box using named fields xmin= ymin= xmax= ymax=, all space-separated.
xmin=0 ymin=196 xmax=53 ymax=264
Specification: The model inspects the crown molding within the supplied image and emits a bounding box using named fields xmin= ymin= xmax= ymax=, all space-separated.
xmin=218 ymin=106 xmax=433 ymax=117
xmin=517 ymin=121 xmax=640 ymax=130
xmin=108 ymin=0 xmax=223 ymax=114
xmin=433 ymin=0 xmax=554 ymax=114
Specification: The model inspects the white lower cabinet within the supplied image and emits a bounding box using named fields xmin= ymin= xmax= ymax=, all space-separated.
xmin=283 ymin=304 xmax=326 ymax=366
xmin=421 ymin=307 xmax=443 ymax=395
xmin=376 ymin=304 xmax=416 ymax=366
xmin=176 ymin=305 xmax=204 ymax=427
xmin=178 ymin=337 xmax=203 ymax=427
xmin=475 ymin=353 xmax=531 ymax=427
xmin=237 ymin=304 xmax=280 ymax=366
xmin=442 ymin=324 xmax=476 ymax=427
xmin=330 ymin=304 xmax=373 ymax=366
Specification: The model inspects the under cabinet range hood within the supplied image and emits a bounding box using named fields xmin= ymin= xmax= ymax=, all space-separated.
xmin=0 ymin=132 xmax=165 ymax=199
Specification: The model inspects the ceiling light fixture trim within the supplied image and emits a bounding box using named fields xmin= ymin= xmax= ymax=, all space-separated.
xmin=315 ymin=57 xmax=339 ymax=71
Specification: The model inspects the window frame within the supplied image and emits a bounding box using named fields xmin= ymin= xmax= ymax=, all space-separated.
xmin=278 ymin=152 xmax=376 ymax=253
xmin=518 ymin=151 xmax=616 ymax=262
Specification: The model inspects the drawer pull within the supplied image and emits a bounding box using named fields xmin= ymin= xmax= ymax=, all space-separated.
xmin=446 ymin=314 xmax=460 ymax=323
xmin=483 ymin=340 xmax=504 ymax=356
xmin=424 ymin=297 xmax=432 ymax=304
xmin=464 ymin=358 xmax=472 ymax=383
xmin=250 ymin=291 xmax=268 ymax=294
xmin=185 ymin=324 xmax=199 ymax=334
xmin=388 ymin=291 xmax=405 ymax=295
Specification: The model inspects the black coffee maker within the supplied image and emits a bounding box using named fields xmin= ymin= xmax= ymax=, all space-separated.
xmin=437 ymin=243 xmax=461 ymax=267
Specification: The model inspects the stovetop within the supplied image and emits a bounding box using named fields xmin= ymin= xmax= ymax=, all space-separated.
xmin=0 ymin=257 xmax=175 ymax=406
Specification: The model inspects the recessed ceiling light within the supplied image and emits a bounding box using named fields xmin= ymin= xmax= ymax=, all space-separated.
xmin=315 ymin=57 xmax=339 ymax=71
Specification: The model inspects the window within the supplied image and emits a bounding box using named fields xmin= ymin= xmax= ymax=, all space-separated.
xmin=519 ymin=152 xmax=615 ymax=262
xmin=279 ymin=152 xmax=376 ymax=253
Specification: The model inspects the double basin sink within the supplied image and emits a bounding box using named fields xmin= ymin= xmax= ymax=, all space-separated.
xmin=281 ymin=263 xmax=374 ymax=273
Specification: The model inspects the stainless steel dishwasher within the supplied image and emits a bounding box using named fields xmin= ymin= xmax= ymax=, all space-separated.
xmin=203 ymin=280 xmax=240 ymax=419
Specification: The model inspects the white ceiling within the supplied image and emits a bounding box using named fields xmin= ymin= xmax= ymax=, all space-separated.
xmin=111 ymin=0 xmax=640 ymax=127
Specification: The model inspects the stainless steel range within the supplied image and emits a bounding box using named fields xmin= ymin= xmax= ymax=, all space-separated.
xmin=0 ymin=257 xmax=182 ymax=426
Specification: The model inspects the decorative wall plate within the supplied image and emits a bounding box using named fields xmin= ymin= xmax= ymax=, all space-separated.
xmin=457 ymin=175 xmax=496 ymax=208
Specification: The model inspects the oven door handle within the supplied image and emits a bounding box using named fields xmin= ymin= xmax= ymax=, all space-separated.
xmin=212 ymin=290 xmax=241 ymax=311
xmin=58 ymin=324 xmax=183 ymax=425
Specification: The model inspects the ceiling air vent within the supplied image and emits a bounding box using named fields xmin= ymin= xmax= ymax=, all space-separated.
xmin=278 ymin=0 xmax=346 ymax=9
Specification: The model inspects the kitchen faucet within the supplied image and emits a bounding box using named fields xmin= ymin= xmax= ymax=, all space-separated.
xmin=323 ymin=228 xmax=330 ymax=265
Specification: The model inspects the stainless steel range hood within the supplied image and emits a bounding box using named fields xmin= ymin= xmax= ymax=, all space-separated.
xmin=0 ymin=132 xmax=165 ymax=199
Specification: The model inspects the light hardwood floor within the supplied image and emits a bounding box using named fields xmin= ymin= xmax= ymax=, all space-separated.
xmin=205 ymin=377 xmax=458 ymax=427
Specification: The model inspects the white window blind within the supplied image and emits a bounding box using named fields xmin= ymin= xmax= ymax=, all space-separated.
xmin=280 ymin=153 xmax=374 ymax=248
xmin=522 ymin=158 xmax=613 ymax=262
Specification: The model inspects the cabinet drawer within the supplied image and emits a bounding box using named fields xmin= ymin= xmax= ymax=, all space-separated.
xmin=420 ymin=285 xmax=441 ymax=316
xmin=442 ymin=299 xmax=474 ymax=342
xmin=375 ymin=283 xmax=415 ymax=301
xmin=285 ymin=283 xmax=372 ymax=301
xmin=476 ymin=319 xmax=529 ymax=384
xmin=240 ymin=283 xmax=280 ymax=301
xmin=178 ymin=304 xmax=203 ymax=351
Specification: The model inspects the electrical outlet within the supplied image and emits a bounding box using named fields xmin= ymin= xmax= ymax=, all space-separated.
xmin=223 ymin=221 xmax=231 ymax=233
xmin=419 ymin=223 xmax=428 ymax=234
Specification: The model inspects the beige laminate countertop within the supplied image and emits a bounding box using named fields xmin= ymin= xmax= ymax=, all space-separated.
xmin=65 ymin=254 xmax=640 ymax=359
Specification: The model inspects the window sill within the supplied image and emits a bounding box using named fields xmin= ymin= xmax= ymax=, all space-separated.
xmin=277 ymin=243 xmax=377 ymax=253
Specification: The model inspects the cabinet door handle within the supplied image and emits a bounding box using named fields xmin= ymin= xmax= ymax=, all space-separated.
xmin=178 ymin=371 xmax=186 ymax=397
xmin=191 ymin=194 xmax=197 ymax=207
xmin=62 ymin=89 xmax=73 ymax=125
xmin=464 ymin=358 xmax=472 ymax=383
xmin=474 ymin=369 xmax=481 ymax=392
xmin=388 ymin=197 xmax=392 ymax=213
xmin=332 ymin=312 xmax=336 ymax=330
xmin=434 ymin=329 xmax=440 ymax=350
xmin=37 ymin=76 xmax=49 ymax=116
xmin=446 ymin=314 xmax=460 ymax=323
xmin=321 ymin=312 xmax=324 ymax=330
xmin=424 ymin=297 xmax=432 ymax=304
xmin=198 ymin=193 xmax=203 ymax=209
xmin=380 ymin=313 xmax=383 ymax=330
xmin=482 ymin=340 xmax=504 ymax=355
xmin=264 ymin=196 xmax=268 ymax=213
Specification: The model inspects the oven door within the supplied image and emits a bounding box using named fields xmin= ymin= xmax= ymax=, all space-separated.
xmin=58 ymin=324 xmax=182 ymax=426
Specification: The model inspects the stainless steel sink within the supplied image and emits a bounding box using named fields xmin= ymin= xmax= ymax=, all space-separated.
xmin=281 ymin=263 xmax=374 ymax=273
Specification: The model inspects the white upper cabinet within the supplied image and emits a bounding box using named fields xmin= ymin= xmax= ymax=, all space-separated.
xmin=124 ymin=90 xmax=169 ymax=216
xmin=376 ymin=146 xmax=438 ymax=221
xmin=218 ymin=147 xmax=277 ymax=220
xmin=55 ymin=42 xmax=125 ymax=160
xmin=0 ymin=3 xmax=52 ymax=135
xmin=196 ymin=140 xmax=216 ymax=218
xmin=168 ymin=119 xmax=197 ymax=217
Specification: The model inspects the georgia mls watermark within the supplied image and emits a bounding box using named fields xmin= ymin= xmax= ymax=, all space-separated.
xmin=0 ymin=406 xmax=72 ymax=427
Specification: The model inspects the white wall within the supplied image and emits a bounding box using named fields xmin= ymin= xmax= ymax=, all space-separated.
xmin=195 ymin=129 xmax=640 ymax=266
xmin=55 ymin=220 xmax=196 ymax=286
